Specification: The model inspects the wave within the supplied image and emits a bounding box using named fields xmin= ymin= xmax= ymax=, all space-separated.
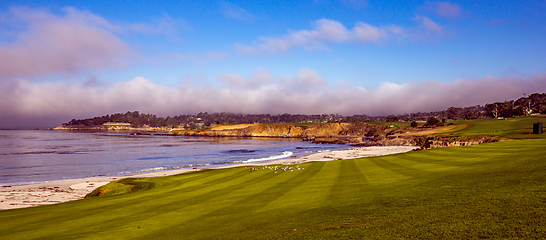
xmin=242 ymin=151 xmax=293 ymax=163
xmin=120 ymin=163 xmax=213 ymax=174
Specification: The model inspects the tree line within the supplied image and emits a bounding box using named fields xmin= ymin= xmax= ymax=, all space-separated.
xmin=63 ymin=112 xmax=347 ymax=129
xmin=63 ymin=93 xmax=546 ymax=129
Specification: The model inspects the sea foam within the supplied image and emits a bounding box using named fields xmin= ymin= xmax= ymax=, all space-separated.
xmin=243 ymin=151 xmax=293 ymax=163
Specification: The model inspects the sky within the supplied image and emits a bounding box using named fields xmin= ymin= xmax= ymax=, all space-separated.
xmin=1 ymin=0 xmax=546 ymax=128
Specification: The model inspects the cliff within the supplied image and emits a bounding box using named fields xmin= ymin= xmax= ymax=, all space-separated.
xmin=171 ymin=122 xmax=496 ymax=149
xmin=56 ymin=121 xmax=495 ymax=149
xmin=170 ymin=122 xmax=385 ymax=139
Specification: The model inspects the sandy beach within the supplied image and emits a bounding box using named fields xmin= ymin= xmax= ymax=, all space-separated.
xmin=0 ymin=146 xmax=418 ymax=210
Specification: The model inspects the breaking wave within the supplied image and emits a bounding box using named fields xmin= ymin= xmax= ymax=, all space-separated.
xmin=242 ymin=151 xmax=293 ymax=163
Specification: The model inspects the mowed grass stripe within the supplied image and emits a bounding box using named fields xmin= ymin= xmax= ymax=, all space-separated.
xmin=136 ymin=163 xmax=327 ymax=239
xmin=354 ymin=157 xmax=409 ymax=185
xmin=377 ymin=154 xmax=459 ymax=172
xmin=367 ymin=156 xmax=430 ymax=179
xmin=328 ymin=159 xmax=371 ymax=204
xmin=41 ymin=167 xmax=286 ymax=240
xmin=0 ymin=167 xmax=246 ymax=235
xmin=257 ymin=161 xmax=335 ymax=211
xmin=1 ymin=167 xmax=275 ymax=239
xmin=396 ymin=147 xmax=495 ymax=166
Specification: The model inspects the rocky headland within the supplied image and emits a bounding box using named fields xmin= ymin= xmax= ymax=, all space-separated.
xmin=55 ymin=122 xmax=497 ymax=149
xmin=54 ymin=122 xmax=172 ymax=132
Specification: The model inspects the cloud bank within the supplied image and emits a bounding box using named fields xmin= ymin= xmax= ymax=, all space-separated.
xmin=2 ymin=69 xmax=545 ymax=128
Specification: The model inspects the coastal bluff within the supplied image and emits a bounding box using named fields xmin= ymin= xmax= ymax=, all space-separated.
xmin=171 ymin=122 xmax=383 ymax=139
xmin=170 ymin=122 xmax=496 ymax=149
xmin=171 ymin=122 xmax=403 ymax=146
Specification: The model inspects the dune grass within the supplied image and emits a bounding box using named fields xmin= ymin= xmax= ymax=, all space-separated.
xmin=1 ymin=117 xmax=546 ymax=239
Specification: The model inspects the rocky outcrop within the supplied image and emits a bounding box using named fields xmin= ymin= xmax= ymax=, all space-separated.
xmin=374 ymin=135 xmax=418 ymax=146
xmin=415 ymin=135 xmax=498 ymax=149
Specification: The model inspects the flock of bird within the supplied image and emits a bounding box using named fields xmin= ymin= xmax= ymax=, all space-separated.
xmin=247 ymin=165 xmax=304 ymax=174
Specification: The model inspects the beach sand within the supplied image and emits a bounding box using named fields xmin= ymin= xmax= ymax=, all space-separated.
xmin=0 ymin=146 xmax=418 ymax=210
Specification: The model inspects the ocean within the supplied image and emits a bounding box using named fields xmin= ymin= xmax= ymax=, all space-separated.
xmin=0 ymin=130 xmax=350 ymax=186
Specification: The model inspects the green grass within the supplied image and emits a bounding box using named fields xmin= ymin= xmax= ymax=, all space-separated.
xmin=2 ymin=117 xmax=546 ymax=239
xmin=366 ymin=121 xmax=412 ymax=127
xmin=450 ymin=115 xmax=546 ymax=139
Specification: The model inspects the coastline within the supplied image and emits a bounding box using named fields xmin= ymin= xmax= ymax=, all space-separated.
xmin=0 ymin=146 xmax=418 ymax=210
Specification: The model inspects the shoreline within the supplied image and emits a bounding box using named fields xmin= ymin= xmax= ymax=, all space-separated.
xmin=0 ymin=146 xmax=418 ymax=210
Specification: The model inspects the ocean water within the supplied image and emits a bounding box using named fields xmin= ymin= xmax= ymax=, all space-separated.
xmin=0 ymin=130 xmax=350 ymax=186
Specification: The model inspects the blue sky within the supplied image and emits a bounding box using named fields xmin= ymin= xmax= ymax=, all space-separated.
xmin=1 ymin=0 xmax=546 ymax=128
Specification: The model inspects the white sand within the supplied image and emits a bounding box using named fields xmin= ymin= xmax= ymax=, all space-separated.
xmin=0 ymin=146 xmax=418 ymax=210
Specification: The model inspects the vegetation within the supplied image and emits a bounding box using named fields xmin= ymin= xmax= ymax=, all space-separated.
xmin=485 ymin=93 xmax=546 ymax=118
xmin=62 ymin=93 xmax=546 ymax=130
xmin=2 ymin=116 xmax=546 ymax=239
xmin=63 ymin=111 xmax=346 ymax=129
xmin=424 ymin=116 xmax=441 ymax=127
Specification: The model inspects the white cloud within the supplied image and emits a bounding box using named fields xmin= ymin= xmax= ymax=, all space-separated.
xmin=413 ymin=16 xmax=443 ymax=34
xmin=61 ymin=7 xmax=123 ymax=32
xmin=217 ymin=67 xmax=275 ymax=89
xmin=0 ymin=7 xmax=134 ymax=78
xmin=234 ymin=43 xmax=259 ymax=55
xmin=219 ymin=2 xmax=254 ymax=21
xmin=125 ymin=13 xmax=189 ymax=41
xmin=236 ymin=19 xmax=401 ymax=54
xmin=426 ymin=1 xmax=462 ymax=18
xmin=0 ymin=7 xmax=195 ymax=78
xmin=288 ymin=68 xmax=327 ymax=89
xmin=3 ymin=69 xmax=546 ymax=128
xmin=353 ymin=22 xmax=389 ymax=43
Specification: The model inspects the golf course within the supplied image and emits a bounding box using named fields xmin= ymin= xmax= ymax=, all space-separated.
xmin=1 ymin=116 xmax=546 ymax=239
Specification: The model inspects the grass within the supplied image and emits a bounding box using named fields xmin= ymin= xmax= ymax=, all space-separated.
xmin=451 ymin=115 xmax=546 ymax=139
xmin=1 ymin=117 xmax=546 ymax=239
xmin=366 ymin=121 xmax=412 ymax=127
xmin=261 ymin=122 xmax=321 ymax=127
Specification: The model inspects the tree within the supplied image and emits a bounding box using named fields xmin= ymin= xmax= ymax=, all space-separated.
xmin=424 ymin=117 xmax=440 ymax=127
xmin=447 ymin=107 xmax=461 ymax=120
